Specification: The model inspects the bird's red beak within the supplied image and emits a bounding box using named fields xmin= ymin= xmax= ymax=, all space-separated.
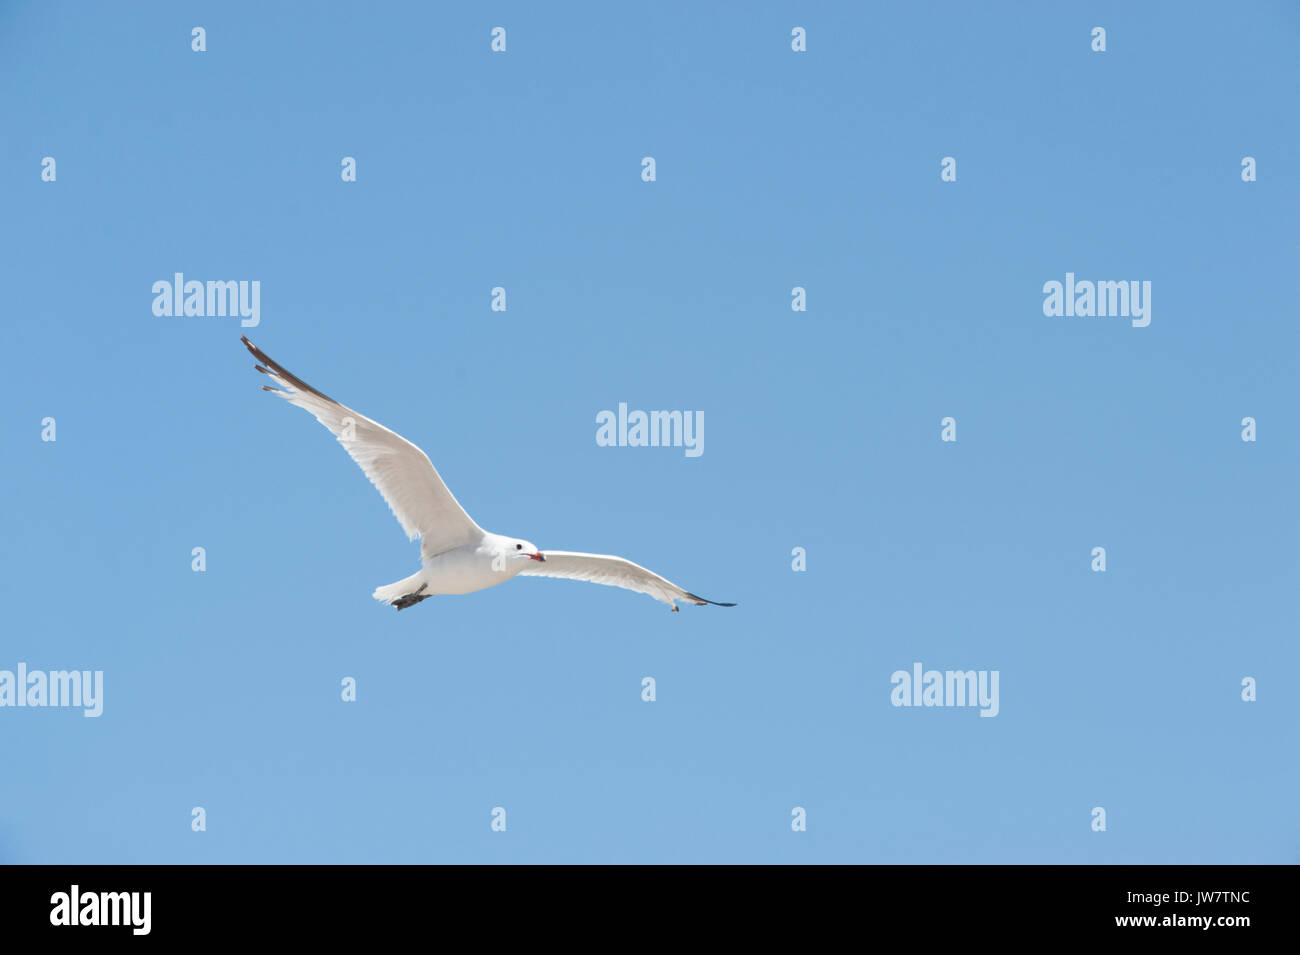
xmin=530 ymin=552 xmax=546 ymax=562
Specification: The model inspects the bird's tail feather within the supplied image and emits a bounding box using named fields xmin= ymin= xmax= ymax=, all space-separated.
xmin=373 ymin=571 xmax=427 ymax=605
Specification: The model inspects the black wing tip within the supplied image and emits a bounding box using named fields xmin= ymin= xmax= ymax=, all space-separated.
xmin=685 ymin=593 xmax=736 ymax=607
xmin=239 ymin=335 xmax=338 ymax=404
xmin=242 ymin=335 xmax=271 ymax=367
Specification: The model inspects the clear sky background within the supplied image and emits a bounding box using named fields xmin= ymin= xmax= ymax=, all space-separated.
xmin=2 ymin=1 xmax=1297 ymax=864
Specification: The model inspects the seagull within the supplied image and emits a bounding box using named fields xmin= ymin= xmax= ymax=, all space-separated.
xmin=240 ymin=337 xmax=736 ymax=613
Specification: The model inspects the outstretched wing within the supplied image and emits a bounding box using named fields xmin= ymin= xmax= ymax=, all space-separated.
xmin=518 ymin=550 xmax=735 ymax=611
xmin=241 ymin=336 xmax=483 ymax=558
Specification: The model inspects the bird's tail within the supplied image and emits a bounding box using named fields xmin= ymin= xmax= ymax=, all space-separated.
xmin=373 ymin=571 xmax=428 ymax=607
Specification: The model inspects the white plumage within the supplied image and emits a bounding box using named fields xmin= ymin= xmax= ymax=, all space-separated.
xmin=242 ymin=337 xmax=735 ymax=613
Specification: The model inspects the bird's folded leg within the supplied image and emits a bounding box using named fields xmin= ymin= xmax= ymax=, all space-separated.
xmin=393 ymin=582 xmax=430 ymax=611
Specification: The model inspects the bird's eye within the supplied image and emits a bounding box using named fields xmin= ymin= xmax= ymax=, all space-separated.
xmin=516 ymin=544 xmax=522 ymax=550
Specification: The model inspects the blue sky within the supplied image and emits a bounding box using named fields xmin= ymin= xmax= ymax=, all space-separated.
xmin=1 ymin=1 xmax=1297 ymax=863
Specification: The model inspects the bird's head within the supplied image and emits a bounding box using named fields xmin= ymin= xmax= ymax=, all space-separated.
xmin=508 ymin=539 xmax=546 ymax=562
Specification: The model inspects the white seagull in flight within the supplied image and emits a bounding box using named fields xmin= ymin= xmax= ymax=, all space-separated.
xmin=241 ymin=337 xmax=736 ymax=613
